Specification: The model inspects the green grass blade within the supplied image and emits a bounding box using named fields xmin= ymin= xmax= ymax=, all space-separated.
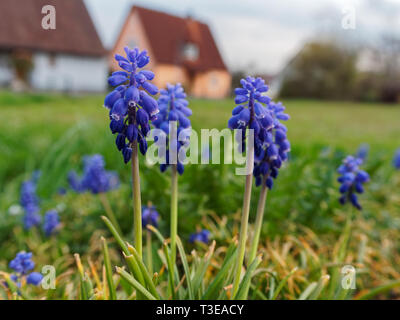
xmin=163 ymin=241 xmax=176 ymax=300
xmin=234 ymin=255 xmax=262 ymax=300
xmin=176 ymin=236 xmax=194 ymax=300
xmin=298 ymin=282 xmax=318 ymax=300
xmin=271 ymin=267 xmax=298 ymax=300
xmin=101 ymin=216 xmax=145 ymax=287
xmin=101 ymin=237 xmax=117 ymax=300
xmin=192 ymin=241 xmax=216 ymax=299
xmin=116 ymin=267 xmax=157 ymax=300
xmin=308 ymin=275 xmax=330 ymax=300
xmin=356 ymin=280 xmax=400 ymax=300
xmin=203 ymin=243 xmax=238 ymax=300
xmin=127 ymin=244 xmax=160 ymax=299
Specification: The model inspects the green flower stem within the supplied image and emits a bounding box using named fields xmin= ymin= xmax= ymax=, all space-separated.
xmin=248 ymin=178 xmax=268 ymax=264
xmin=131 ymin=141 xmax=142 ymax=258
xmin=232 ymin=143 xmax=254 ymax=298
xmin=170 ymin=164 xmax=178 ymax=268
xmin=146 ymin=230 xmax=153 ymax=274
xmin=99 ymin=193 xmax=122 ymax=236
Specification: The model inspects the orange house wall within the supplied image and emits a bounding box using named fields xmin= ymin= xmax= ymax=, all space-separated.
xmin=109 ymin=10 xmax=156 ymax=72
xmin=191 ymin=70 xmax=231 ymax=99
xmin=109 ymin=10 xmax=231 ymax=98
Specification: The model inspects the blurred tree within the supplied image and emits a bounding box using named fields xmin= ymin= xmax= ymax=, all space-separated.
xmin=279 ymin=42 xmax=357 ymax=100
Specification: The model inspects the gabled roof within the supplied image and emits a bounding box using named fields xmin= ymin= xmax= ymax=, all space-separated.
xmin=0 ymin=0 xmax=105 ymax=56
xmin=131 ymin=6 xmax=227 ymax=71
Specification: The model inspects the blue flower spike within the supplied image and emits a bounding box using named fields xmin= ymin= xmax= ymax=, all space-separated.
xmin=253 ymin=100 xmax=291 ymax=189
xmin=153 ymin=83 xmax=192 ymax=175
xmin=393 ymin=148 xmax=400 ymax=170
xmin=337 ymin=155 xmax=370 ymax=210
xmin=20 ymin=174 xmax=42 ymax=230
xmin=142 ymin=204 xmax=160 ymax=228
xmin=68 ymin=155 xmax=120 ymax=194
xmin=43 ymin=210 xmax=60 ymax=236
xmin=105 ymin=47 xmax=159 ymax=163
xmin=9 ymin=252 xmax=43 ymax=287
xmin=189 ymin=229 xmax=211 ymax=244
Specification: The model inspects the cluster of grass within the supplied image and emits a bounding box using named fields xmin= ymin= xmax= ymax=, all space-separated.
xmin=0 ymin=91 xmax=399 ymax=299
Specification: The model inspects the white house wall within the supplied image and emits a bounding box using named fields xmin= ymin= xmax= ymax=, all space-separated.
xmin=30 ymin=52 xmax=108 ymax=92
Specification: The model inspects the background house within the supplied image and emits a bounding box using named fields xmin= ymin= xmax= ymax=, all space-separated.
xmin=0 ymin=0 xmax=108 ymax=92
xmin=110 ymin=6 xmax=231 ymax=99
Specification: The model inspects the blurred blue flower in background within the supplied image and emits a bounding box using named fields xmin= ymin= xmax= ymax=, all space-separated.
xmin=393 ymin=149 xmax=400 ymax=170
xmin=68 ymin=155 xmax=119 ymax=194
xmin=142 ymin=205 xmax=159 ymax=228
xmin=189 ymin=229 xmax=211 ymax=244
xmin=9 ymin=252 xmax=35 ymax=274
xmin=26 ymin=272 xmax=43 ymax=286
xmin=105 ymin=46 xmax=159 ymax=163
xmin=43 ymin=210 xmax=60 ymax=236
xmin=153 ymin=83 xmax=192 ymax=175
xmin=337 ymin=155 xmax=370 ymax=210
xmin=20 ymin=173 xmax=41 ymax=230
xmin=9 ymin=251 xmax=43 ymax=287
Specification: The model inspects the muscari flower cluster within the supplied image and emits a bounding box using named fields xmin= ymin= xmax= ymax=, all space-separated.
xmin=68 ymin=155 xmax=119 ymax=194
xmin=337 ymin=155 xmax=370 ymax=210
xmin=153 ymin=83 xmax=192 ymax=175
xmin=142 ymin=205 xmax=160 ymax=228
xmin=189 ymin=229 xmax=211 ymax=244
xmin=104 ymin=47 xmax=159 ymax=163
xmin=393 ymin=149 xmax=400 ymax=170
xmin=228 ymin=77 xmax=290 ymax=189
xmin=9 ymin=252 xmax=43 ymax=287
xmin=43 ymin=210 xmax=60 ymax=236
xmin=20 ymin=172 xmax=41 ymax=230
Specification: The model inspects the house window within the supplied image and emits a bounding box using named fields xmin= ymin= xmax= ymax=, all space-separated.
xmin=182 ymin=43 xmax=199 ymax=61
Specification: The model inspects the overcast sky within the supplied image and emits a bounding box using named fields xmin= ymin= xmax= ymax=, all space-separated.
xmin=85 ymin=0 xmax=400 ymax=74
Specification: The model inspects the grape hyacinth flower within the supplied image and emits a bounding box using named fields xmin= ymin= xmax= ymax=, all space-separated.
xmin=68 ymin=155 xmax=119 ymax=194
xmin=227 ymin=76 xmax=273 ymax=297
xmin=9 ymin=252 xmax=43 ymax=287
xmin=393 ymin=149 xmax=400 ymax=170
xmin=228 ymin=76 xmax=271 ymax=153
xmin=248 ymin=100 xmax=290 ymax=268
xmin=105 ymin=46 xmax=159 ymax=163
xmin=153 ymin=83 xmax=192 ymax=175
xmin=253 ymin=101 xmax=291 ymax=190
xmin=20 ymin=174 xmax=41 ymax=230
xmin=153 ymin=83 xmax=192 ymax=274
xmin=69 ymin=155 xmax=121 ymax=234
xmin=189 ymin=230 xmax=211 ymax=244
xmin=104 ymin=46 xmax=158 ymax=257
xmin=43 ymin=210 xmax=60 ymax=236
xmin=142 ymin=205 xmax=159 ymax=228
xmin=337 ymin=155 xmax=370 ymax=210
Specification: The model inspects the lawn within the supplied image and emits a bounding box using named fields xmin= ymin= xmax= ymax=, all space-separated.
xmin=0 ymin=90 xmax=399 ymax=299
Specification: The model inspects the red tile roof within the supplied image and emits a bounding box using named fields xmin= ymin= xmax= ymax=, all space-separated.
xmin=133 ymin=6 xmax=227 ymax=72
xmin=0 ymin=0 xmax=105 ymax=56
